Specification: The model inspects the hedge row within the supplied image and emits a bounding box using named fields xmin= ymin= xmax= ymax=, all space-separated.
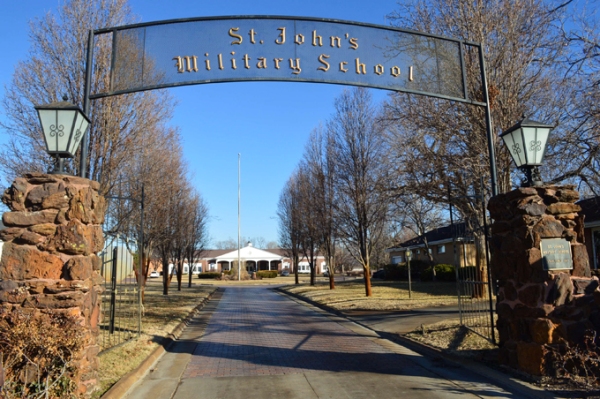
xmin=256 ymin=270 xmax=278 ymax=278
xmin=383 ymin=263 xmax=479 ymax=282
xmin=197 ymin=272 xmax=221 ymax=279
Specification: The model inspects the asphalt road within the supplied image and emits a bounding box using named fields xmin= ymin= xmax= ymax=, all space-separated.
xmin=124 ymin=286 xmax=526 ymax=399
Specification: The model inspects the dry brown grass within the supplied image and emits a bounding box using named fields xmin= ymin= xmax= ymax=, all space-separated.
xmin=94 ymin=280 xmax=217 ymax=398
xmin=280 ymin=279 xmax=458 ymax=310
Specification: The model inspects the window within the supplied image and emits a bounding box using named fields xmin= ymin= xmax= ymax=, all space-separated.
xmin=438 ymin=245 xmax=446 ymax=254
xmin=391 ymin=256 xmax=403 ymax=264
xmin=415 ymin=249 xmax=420 ymax=255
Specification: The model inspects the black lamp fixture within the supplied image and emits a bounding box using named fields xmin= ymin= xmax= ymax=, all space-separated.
xmin=35 ymin=99 xmax=90 ymax=174
xmin=500 ymin=117 xmax=553 ymax=187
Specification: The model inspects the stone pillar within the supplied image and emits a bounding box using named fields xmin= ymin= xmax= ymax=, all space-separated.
xmin=0 ymin=173 xmax=105 ymax=397
xmin=488 ymin=185 xmax=597 ymax=376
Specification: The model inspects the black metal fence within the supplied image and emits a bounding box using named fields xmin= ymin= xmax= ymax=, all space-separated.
xmin=98 ymin=241 xmax=139 ymax=352
xmin=449 ymin=181 xmax=496 ymax=345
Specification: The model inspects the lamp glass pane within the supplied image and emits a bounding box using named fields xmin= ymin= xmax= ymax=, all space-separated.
xmin=67 ymin=112 xmax=89 ymax=155
xmin=533 ymin=127 xmax=550 ymax=164
xmin=522 ymin=126 xmax=541 ymax=166
xmin=502 ymin=129 xmax=526 ymax=167
xmin=37 ymin=109 xmax=59 ymax=153
xmin=54 ymin=109 xmax=77 ymax=153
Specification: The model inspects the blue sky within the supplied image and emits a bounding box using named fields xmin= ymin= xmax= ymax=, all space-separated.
xmin=0 ymin=0 xmax=398 ymax=246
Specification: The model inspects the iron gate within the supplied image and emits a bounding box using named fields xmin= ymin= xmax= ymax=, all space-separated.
xmin=98 ymin=241 xmax=139 ymax=352
xmin=450 ymin=183 xmax=496 ymax=344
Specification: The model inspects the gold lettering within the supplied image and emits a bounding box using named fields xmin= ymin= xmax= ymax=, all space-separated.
xmin=243 ymin=54 xmax=251 ymax=69
xmin=312 ymin=30 xmax=323 ymax=46
xmin=295 ymin=34 xmax=305 ymax=45
xmin=349 ymin=37 xmax=358 ymax=50
xmin=355 ymin=58 xmax=366 ymax=74
xmin=204 ymin=53 xmax=210 ymax=71
xmin=374 ymin=64 xmax=384 ymax=75
xmin=409 ymin=66 xmax=414 ymax=81
xmin=274 ymin=58 xmax=283 ymax=69
xmin=276 ymin=27 xmax=286 ymax=45
xmin=218 ymin=54 xmax=224 ymax=70
xmin=330 ymin=36 xmax=341 ymax=48
xmin=318 ymin=54 xmax=330 ymax=72
xmin=289 ymin=58 xmax=301 ymax=75
xmin=391 ymin=66 xmax=401 ymax=77
xmin=173 ymin=56 xmax=184 ymax=73
xmin=229 ymin=27 xmax=243 ymax=45
xmin=231 ymin=52 xmax=237 ymax=69
xmin=249 ymin=28 xmax=257 ymax=44
xmin=184 ymin=56 xmax=197 ymax=72
xmin=339 ymin=61 xmax=348 ymax=73
xmin=257 ymin=57 xmax=267 ymax=69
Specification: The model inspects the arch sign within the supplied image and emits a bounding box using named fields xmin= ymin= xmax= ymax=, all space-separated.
xmin=83 ymin=16 xmax=497 ymax=193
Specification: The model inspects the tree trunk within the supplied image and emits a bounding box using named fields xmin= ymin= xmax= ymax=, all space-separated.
xmin=363 ymin=265 xmax=372 ymax=297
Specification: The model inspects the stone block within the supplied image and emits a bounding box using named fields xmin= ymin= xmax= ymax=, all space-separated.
xmin=555 ymin=188 xmax=579 ymax=203
xmin=25 ymin=182 xmax=64 ymax=210
xmin=518 ymin=284 xmax=543 ymax=307
xmin=2 ymin=183 xmax=26 ymax=211
xmin=25 ymin=172 xmax=61 ymax=184
xmin=518 ymin=203 xmax=547 ymax=216
xmin=572 ymin=277 xmax=598 ymax=295
xmin=504 ymin=280 xmax=518 ymax=301
xmin=90 ymin=254 xmax=101 ymax=271
xmin=29 ymin=223 xmax=57 ymax=236
xmin=22 ymin=291 xmax=84 ymax=309
xmin=45 ymin=219 xmax=90 ymax=255
xmin=530 ymin=318 xmax=557 ymax=344
xmin=552 ymin=273 xmax=574 ymax=306
xmin=15 ymin=230 xmax=45 ymax=246
xmin=0 ymin=227 xmax=25 ymax=241
xmin=65 ymin=257 xmax=93 ymax=281
xmin=547 ymin=202 xmax=582 ymax=215
xmin=0 ymin=243 xmax=64 ymax=280
xmin=532 ymin=215 xmax=565 ymax=239
xmin=3 ymin=209 xmax=59 ymax=227
xmin=42 ymin=192 xmax=70 ymax=209
xmin=517 ymin=342 xmax=546 ymax=376
xmin=572 ymin=243 xmax=591 ymax=277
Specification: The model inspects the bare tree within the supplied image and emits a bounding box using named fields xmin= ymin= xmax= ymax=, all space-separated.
xmin=278 ymin=172 xmax=302 ymax=285
xmin=296 ymin=163 xmax=323 ymax=286
xmin=303 ymin=126 xmax=338 ymax=289
xmin=329 ymin=88 xmax=391 ymax=297
xmin=185 ymin=193 xmax=209 ymax=288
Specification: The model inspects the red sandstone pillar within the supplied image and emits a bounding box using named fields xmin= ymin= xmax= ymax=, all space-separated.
xmin=0 ymin=173 xmax=105 ymax=397
xmin=488 ymin=185 xmax=595 ymax=376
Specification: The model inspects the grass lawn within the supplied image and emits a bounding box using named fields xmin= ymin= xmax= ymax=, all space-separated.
xmin=280 ymin=278 xmax=459 ymax=310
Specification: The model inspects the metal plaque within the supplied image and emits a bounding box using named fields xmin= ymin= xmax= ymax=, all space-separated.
xmin=540 ymin=238 xmax=573 ymax=271
xmin=92 ymin=16 xmax=467 ymax=100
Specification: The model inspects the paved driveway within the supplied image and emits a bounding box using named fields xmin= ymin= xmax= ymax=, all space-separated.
xmin=125 ymin=286 xmax=520 ymax=399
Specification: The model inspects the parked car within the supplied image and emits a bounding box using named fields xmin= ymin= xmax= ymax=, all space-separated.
xmin=323 ymin=271 xmax=329 ymax=277
xmin=281 ymin=270 xmax=290 ymax=277
xmin=372 ymin=269 xmax=385 ymax=279
xmin=149 ymin=271 xmax=160 ymax=278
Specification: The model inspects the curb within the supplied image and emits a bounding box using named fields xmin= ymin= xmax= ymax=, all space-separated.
xmin=101 ymin=288 xmax=219 ymax=399
xmin=274 ymin=287 xmax=555 ymax=399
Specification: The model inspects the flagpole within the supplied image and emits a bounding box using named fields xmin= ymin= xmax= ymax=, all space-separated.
xmin=237 ymin=153 xmax=241 ymax=281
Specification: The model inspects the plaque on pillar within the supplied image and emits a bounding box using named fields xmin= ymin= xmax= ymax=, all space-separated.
xmin=540 ymin=238 xmax=573 ymax=270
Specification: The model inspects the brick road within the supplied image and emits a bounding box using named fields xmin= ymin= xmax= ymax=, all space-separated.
xmin=125 ymin=286 xmax=532 ymax=399
xmin=182 ymin=286 xmax=405 ymax=379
